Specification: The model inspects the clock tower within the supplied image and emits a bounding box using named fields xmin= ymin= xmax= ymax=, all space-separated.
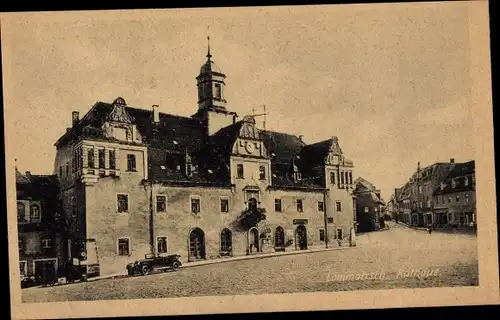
xmin=193 ymin=37 xmax=237 ymax=136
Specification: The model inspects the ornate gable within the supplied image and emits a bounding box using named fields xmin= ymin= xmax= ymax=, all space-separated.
xmin=107 ymin=97 xmax=134 ymax=124
xmin=239 ymin=116 xmax=260 ymax=140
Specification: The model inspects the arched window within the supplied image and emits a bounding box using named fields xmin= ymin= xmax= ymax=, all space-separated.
xmin=17 ymin=202 xmax=26 ymax=222
xmin=30 ymin=204 xmax=40 ymax=221
xmin=220 ymin=228 xmax=232 ymax=253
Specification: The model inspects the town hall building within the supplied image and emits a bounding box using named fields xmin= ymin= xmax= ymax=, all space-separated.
xmin=52 ymin=45 xmax=357 ymax=276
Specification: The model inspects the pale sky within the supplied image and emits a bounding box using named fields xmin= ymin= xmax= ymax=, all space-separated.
xmin=2 ymin=3 xmax=476 ymax=199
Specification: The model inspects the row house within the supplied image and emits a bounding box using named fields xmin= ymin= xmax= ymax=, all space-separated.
xmin=353 ymin=177 xmax=385 ymax=232
xmin=51 ymin=46 xmax=358 ymax=276
xmin=393 ymin=158 xmax=475 ymax=228
xmin=16 ymin=168 xmax=62 ymax=284
xmin=432 ymin=160 xmax=476 ymax=227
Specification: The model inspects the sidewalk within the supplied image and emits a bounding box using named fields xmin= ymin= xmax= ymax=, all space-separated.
xmin=88 ymin=244 xmax=356 ymax=282
xmin=394 ymin=222 xmax=476 ymax=234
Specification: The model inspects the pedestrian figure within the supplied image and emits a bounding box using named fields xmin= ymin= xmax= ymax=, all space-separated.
xmin=427 ymin=227 xmax=432 ymax=234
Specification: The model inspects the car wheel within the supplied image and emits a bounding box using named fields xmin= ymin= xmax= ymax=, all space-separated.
xmin=141 ymin=265 xmax=149 ymax=276
xmin=172 ymin=261 xmax=180 ymax=271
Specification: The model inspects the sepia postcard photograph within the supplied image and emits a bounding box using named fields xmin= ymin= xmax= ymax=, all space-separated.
xmin=2 ymin=2 xmax=498 ymax=319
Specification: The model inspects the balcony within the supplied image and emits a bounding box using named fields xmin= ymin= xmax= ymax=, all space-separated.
xmin=237 ymin=207 xmax=267 ymax=230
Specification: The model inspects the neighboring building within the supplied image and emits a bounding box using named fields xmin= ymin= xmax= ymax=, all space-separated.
xmin=52 ymin=46 xmax=357 ymax=276
xmin=394 ymin=159 xmax=456 ymax=227
xmin=386 ymin=195 xmax=395 ymax=220
xmin=16 ymin=167 xmax=62 ymax=283
xmin=353 ymin=177 xmax=385 ymax=232
xmin=432 ymin=160 xmax=476 ymax=228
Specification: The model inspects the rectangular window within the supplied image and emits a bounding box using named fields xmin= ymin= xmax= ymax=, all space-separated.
xmin=456 ymin=195 xmax=460 ymax=203
xmin=157 ymin=237 xmax=168 ymax=254
xmin=118 ymin=238 xmax=130 ymax=256
xmin=330 ymin=172 xmax=336 ymax=184
xmin=319 ymin=229 xmax=325 ymax=241
xmin=214 ymin=83 xmax=222 ymax=99
xmin=220 ymin=198 xmax=229 ymax=213
xmin=186 ymin=164 xmax=192 ymax=176
xmin=465 ymin=194 xmax=469 ymax=203
xmin=156 ymin=195 xmax=167 ymax=212
xmin=275 ymin=199 xmax=282 ymax=212
xmin=448 ymin=197 xmax=451 ymax=203
xmin=464 ymin=177 xmax=469 ymax=186
xmin=364 ymin=207 xmax=369 ymax=213
xmin=65 ymin=163 xmax=69 ymax=176
xmin=318 ymin=201 xmax=324 ymax=212
xmin=87 ymin=149 xmax=95 ymax=168
xmin=41 ymin=238 xmax=52 ymax=249
xmin=127 ymin=154 xmax=136 ymax=171
xmin=117 ymin=194 xmax=129 ymax=213
xmin=336 ymin=201 xmax=342 ymax=212
xmin=236 ymin=164 xmax=244 ymax=179
xmin=59 ymin=166 xmax=63 ymax=177
xmin=98 ymin=149 xmax=105 ymax=169
xmin=349 ymin=172 xmax=353 ymax=184
xmin=259 ymin=166 xmax=266 ymax=180
xmin=109 ymin=150 xmax=116 ymax=169
xmin=340 ymin=172 xmax=344 ymax=184
xmin=191 ymin=198 xmax=201 ymax=214
xmin=297 ymin=199 xmax=303 ymax=212
xmin=327 ymin=217 xmax=334 ymax=224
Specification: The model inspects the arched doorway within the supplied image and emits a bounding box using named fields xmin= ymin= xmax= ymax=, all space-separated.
xmin=189 ymin=228 xmax=206 ymax=261
xmin=220 ymin=228 xmax=232 ymax=255
xmin=248 ymin=227 xmax=260 ymax=253
xmin=248 ymin=198 xmax=258 ymax=212
xmin=275 ymin=226 xmax=285 ymax=249
xmin=295 ymin=224 xmax=308 ymax=250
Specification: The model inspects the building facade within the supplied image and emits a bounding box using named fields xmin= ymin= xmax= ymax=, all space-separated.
xmin=52 ymin=48 xmax=357 ymax=276
xmin=353 ymin=177 xmax=385 ymax=232
xmin=394 ymin=160 xmax=456 ymax=227
xmin=16 ymin=168 xmax=62 ymax=284
xmin=432 ymin=160 xmax=476 ymax=228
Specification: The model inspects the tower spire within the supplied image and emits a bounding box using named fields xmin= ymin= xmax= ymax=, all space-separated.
xmin=207 ymin=36 xmax=212 ymax=60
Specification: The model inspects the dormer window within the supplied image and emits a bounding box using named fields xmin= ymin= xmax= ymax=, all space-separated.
xmin=464 ymin=177 xmax=469 ymax=186
xmin=259 ymin=166 xmax=266 ymax=180
xmin=451 ymin=179 xmax=457 ymax=188
xmin=440 ymin=182 xmax=446 ymax=190
xmin=186 ymin=164 xmax=192 ymax=176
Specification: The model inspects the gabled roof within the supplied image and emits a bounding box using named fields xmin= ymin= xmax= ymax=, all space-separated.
xmin=354 ymin=177 xmax=378 ymax=192
xmin=433 ymin=160 xmax=475 ymax=195
xmin=261 ymin=130 xmax=305 ymax=164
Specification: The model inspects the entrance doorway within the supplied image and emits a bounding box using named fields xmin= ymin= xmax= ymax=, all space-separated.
xmin=189 ymin=228 xmax=206 ymax=260
xmin=295 ymin=224 xmax=308 ymax=250
xmin=274 ymin=226 xmax=285 ymax=248
xmin=34 ymin=259 xmax=57 ymax=285
xmin=248 ymin=227 xmax=260 ymax=253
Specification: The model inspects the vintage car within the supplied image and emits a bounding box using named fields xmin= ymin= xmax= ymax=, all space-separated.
xmin=126 ymin=253 xmax=182 ymax=276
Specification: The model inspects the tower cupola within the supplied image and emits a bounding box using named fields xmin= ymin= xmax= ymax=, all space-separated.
xmin=196 ymin=36 xmax=227 ymax=111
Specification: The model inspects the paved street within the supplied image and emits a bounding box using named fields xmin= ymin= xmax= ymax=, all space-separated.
xmin=22 ymin=222 xmax=478 ymax=302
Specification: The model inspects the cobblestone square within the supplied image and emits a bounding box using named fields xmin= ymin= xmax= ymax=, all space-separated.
xmin=22 ymin=222 xmax=478 ymax=302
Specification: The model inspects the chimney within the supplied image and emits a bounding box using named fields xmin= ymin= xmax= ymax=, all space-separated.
xmin=450 ymin=158 xmax=455 ymax=163
xmin=25 ymin=171 xmax=31 ymax=177
xmin=152 ymin=105 xmax=160 ymax=123
xmin=72 ymin=111 xmax=80 ymax=127
xmin=298 ymin=135 xmax=304 ymax=142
